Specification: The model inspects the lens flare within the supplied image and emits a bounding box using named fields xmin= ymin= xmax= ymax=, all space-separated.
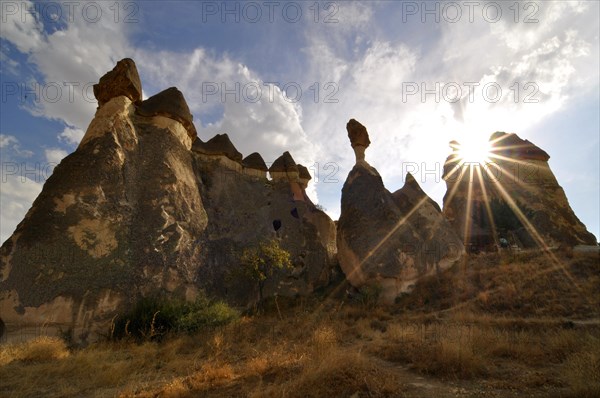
xmin=457 ymin=136 xmax=492 ymax=164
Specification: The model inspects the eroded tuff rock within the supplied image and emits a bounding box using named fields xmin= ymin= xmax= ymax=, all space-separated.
xmin=269 ymin=151 xmax=299 ymax=181
xmin=443 ymin=132 xmax=597 ymax=250
xmin=242 ymin=152 xmax=268 ymax=178
xmin=93 ymin=58 xmax=142 ymax=107
xmin=0 ymin=59 xmax=336 ymax=342
xmin=136 ymin=87 xmax=198 ymax=138
xmin=297 ymin=164 xmax=312 ymax=189
xmin=337 ymin=120 xmax=463 ymax=303
xmin=347 ymin=119 xmax=371 ymax=163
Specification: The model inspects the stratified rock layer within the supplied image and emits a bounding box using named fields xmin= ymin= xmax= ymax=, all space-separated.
xmin=442 ymin=132 xmax=597 ymax=250
xmin=136 ymin=87 xmax=198 ymax=138
xmin=337 ymin=120 xmax=463 ymax=303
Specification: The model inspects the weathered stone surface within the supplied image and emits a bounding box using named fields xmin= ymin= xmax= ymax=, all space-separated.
xmin=136 ymin=87 xmax=197 ymax=139
xmin=347 ymin=118 xmax=370 ymax=148
xmin=393 ymin=173 xmax=442 ymax=213
xmin=443 ymin=132 xmax=597 ymax=250
xmin=490 ymin=132 xmax=549 ymax=161
xmin=297 ymin=164 xmax=312 ymax=181
xmin=0 ymin=60 xmax=336 ymax=341
xmin=192 ymin=134 xmax=243 ymax=163
xmin=193 ymin=153 xmax=336 ymax=304
xmin=93 ymin=58 xmax=142 ymax=107
xmin=347 ymin=119 xmax=371 ymax=163
xmin=242 ymin=152 xmax=268 ymax=171
xmin=337 ymin=121 xmax=463 ymax=303
xmin=1 ymin=93 xmax=207 ymax=342
xmin=269 ymin=151 xmax=299 ymax=181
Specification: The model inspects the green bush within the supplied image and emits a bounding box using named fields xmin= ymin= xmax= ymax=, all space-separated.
xmin=111 ymin=292 xmax=239 ymax=341
xmin=356 ymin=284 xmax=382 ymax=309
xmin=239 ymin=239 xmax=292 ymax=306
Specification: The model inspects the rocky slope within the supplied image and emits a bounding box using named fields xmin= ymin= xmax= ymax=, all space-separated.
xmin=442 ymin=132 xmax=597 ymax=250
xmin=337 ymin=120 xmax=464 ymax=303
xmin=0 ymin=59 xmax=335 ymax=341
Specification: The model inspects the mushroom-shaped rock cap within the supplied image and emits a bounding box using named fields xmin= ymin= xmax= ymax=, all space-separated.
xmin=192 ymin=133 xmax=243 ymax=163
xmin=297 ymin=164 xmax=312 ymax=181
xmin=242 ymin=152 xmax=268 ymax=171
xmin=136 ymin=87 xmax=197 ymax=138
xmin=269 ymin=151 xmax=298 ymax=173
xmin=347 ymin=119 xmax=371 ymax=148
xmin=489 ymin=132 xmax=550 ymax=161
xmin=94 ymin=58 xmax=142 ymax=107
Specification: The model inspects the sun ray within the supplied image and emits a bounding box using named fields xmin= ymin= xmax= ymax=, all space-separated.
xmin=463 ymin=165 xmax=475 ymax=248
xmin=475 ymin=165 xmax=499 ymax=248
xmin=480 ymin=163 xmax=584 ymax=293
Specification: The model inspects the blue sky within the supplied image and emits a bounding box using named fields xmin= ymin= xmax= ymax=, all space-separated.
xmin=1 ymin=0 xmax=599 ymax=244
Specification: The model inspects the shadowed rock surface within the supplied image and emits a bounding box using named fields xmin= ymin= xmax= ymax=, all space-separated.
xmin=242 ymin=152 xmax=268 ymax=171
xmin=136 ymin=87 xmax=198 ymax=138
xmin=442 ymin=132 xmax=597 ymax=250
xmin=337 ymin=120 xmax=464 ymax=303
xmin=269 ymin=151 xmax=299 ymax=173
xmin=0 ymin=59 xmax=335 ymax=342
xmin=192 ymin=133 xmax=243 ymax=163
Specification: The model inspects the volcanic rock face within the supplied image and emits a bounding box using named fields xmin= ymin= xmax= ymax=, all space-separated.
xmin=0 ymin=59 xmax=335 ymax=341
xmin=93 ymin=58 xmax=142 ymax=107
xmin=337 ymin=120 xmax=464 ymax=303
xmin=442 ymin=132 xmax=597 ymax=250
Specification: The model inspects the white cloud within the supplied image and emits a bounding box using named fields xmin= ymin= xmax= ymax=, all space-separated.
xmin=0 ymin=134 xmax=33 ymax=158
xmin=298 ymin=1 xmax=599 ymax=217
xmin=0 ymin=134 xmax=18 ymax=148
xmin=134 ymin=49 xmax=319 ymax=171
xmin=1 ymin=0 xmax=597 ymax=228
xmin=0 ymin=135 xmax=43 ymax=244
xmin=58 ymin=126 xmax=85 ymax=147
xmin=44 ymin=148 xmax=68 ymax=164
xmin=2 ymin=1 xmax=129 ymax=131
xmin=0 ymin=0 xmax=45 ymax=53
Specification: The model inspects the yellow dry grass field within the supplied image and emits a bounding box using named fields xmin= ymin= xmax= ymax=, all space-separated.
xmin=1 ymin=251 xmax=598 ymax=397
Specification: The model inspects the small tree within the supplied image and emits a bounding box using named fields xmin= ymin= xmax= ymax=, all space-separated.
xmin=240 ymin=239 xmax=292 ymax=308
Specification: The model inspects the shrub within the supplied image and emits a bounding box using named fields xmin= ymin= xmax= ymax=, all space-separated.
xmin=111 ymin=292 xmax=239 ymax=341
xmin=355 ymin=283 xmax=382 ymax=308
xmin=239 ymin=239 xmax=292 ymax=306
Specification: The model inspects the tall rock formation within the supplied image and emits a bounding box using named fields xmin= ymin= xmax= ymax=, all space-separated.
xmin=337 ymin=119 xmax=464 ymax=303
xmin=0 ymin=59 xmax=335 ymax=341
xmin=442 ymin=132 xmax=597 ymax=250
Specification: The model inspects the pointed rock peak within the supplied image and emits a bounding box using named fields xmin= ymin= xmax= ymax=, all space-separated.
xmin=269 ymin=151 xmax=298 ymax=173
xmin=242 ymin=152 xmax=268 ymax=171
xmin=297 ymin=164 xmax=312 ymax=181
xmin=394 ymin=173 xmax=441 ymax=213
xmin=93 ymin=58 xmax=142 ymax=107
xmin=403 ymin=172 xmax=421 ymax=190
xmin=193 ymin=133 xmax=243 ymax=162
xmin=489 ymin=131 xmax=549 ymax=161
xmin=137 ymin=87 xmax=198 ymax=138
xmin=346 ymin=119 xmax=370 ymax=148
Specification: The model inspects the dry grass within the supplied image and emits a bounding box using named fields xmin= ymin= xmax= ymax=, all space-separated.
xmin=1 ymin=251 xmax=598 ymax=397
xmin=561 ymin=336 xmax=600 ymax=398
xmin=0 ymin=336 xmax=69 ymax=365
